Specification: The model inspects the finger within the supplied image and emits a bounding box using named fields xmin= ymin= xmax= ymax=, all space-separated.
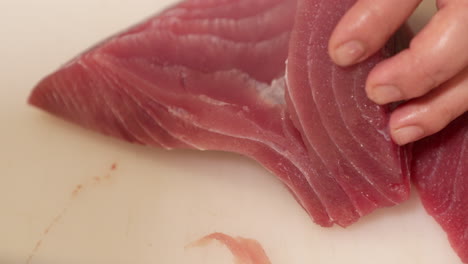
xmin=329 ymin=0 xmax=421 ymax=66
xmin=389 ymin=67 xmax=468 ymax=145
xmin=436 ymin=0 xmax=450 ymax=9
xmin=367 ymin=2 xmax=468 ymax=105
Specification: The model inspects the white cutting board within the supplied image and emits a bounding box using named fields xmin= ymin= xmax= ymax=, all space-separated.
xmin=0 ymin=0 xmax=462 ymax=263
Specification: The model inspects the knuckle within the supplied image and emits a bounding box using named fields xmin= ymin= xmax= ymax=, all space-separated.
xmin=436 ymin=0 xmax=450 ymax=9
xmin=437 ymin=0 xmax=468 ymax=10
xmin=418 ymin=66 xmax=444 ymax=93
xmin=408 ymin=66 xmax=438 ymax=98
xmin=405 ymin=44 xmax=445 ymax=97
xmin=437 ymin=104 xmax=458 ymax=128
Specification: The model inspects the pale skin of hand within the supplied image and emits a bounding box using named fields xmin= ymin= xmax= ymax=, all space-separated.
xmin=328 ymin=0 xmax=468 ymax=145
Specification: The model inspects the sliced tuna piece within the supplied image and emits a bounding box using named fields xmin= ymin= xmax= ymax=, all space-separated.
xmin=286 ymin=0 xmax=411 ymax=221
xmin=412 ymin=114 xmax=468 ymax=263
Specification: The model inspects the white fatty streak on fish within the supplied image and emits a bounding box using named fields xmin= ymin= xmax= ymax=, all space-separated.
xmin=298 ymin=44 xmax=362 ymax=214
xmin=112 ymin=65 xmax=323 ymax=214
xmin=328 ymin=66 xmax=399 ymax=204
xmin=165 ymin=105 xmax=328 ymax=219
xmin=90 ymin=54 xmax=201 ymax=149
xmin=303 ymin=0 xmax=400 ymax=206
xmin=351 ymin=68 xmax=396 ymax=165
xmin=116 ymin=28 xmax=290 ymax=65
xmin=103 ymin=55 xmax=329 ymax=216
xmin=49 ymin=78 xmax=76 ymax=119
xmin=109 ymin=77 xmax=204 ymax=150
xmin=178 ymin=0 xmax=283 ymax=18
xmin=55 ymin=74 xmax=102 ymax=131
xmin=285 ymin=75 xmax=349 ymax=221
xmin=347 ymin=68 xmax=395 ymax=171
xmin=256 ymin=77 xmax=286 ymax=106
xmin=150 ymin=0 xmax=291 ymax=38
xmin=440 ymin=135 xmax=468 ymax=217
xmin=197 ymin=95 xmax=235 ymax=107
xmin=98 ymin=66 xmax=178 ymax=149
xmin=278 ymin=109 xmax=337 ymax=221
xmin=86 ymin=63 xmax=148 ymax=144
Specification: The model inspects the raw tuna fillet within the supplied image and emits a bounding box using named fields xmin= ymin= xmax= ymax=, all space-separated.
xmin=30 ymin=0 xmax=333 ymax=226
xmin=28 ymin=0 xmax=409 ymax=227
xmin=412 ymin=114 xmax=468 ymax=263
xmin=286 ymin=0 xmax=410 ymax=222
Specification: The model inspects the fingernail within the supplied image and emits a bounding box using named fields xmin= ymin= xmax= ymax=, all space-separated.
xmin=392 ymin=126 xmax=425 ymax=145
xmin=334 ymin=40 xmax=365 ymax=66
xmin=370 ymin=85 xmax=402 ymax=105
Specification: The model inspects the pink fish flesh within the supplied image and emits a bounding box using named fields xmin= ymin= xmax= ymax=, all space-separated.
xmin=28 ymin=0 xmax=410 ymax=228
xmin=286 ymin=0 xmax=410 ymax=223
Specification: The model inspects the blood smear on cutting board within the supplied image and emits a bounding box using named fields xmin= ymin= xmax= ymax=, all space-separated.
xmin=188 ymin=232 xmax=271 ymax=264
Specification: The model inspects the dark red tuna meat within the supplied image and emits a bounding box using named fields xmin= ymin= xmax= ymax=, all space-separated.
xmin=412 ymin=114 xmax=468 ymax=263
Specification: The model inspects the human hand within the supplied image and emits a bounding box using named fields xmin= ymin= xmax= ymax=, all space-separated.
xmin=328 ymin=0 xmax=468 ymax=145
